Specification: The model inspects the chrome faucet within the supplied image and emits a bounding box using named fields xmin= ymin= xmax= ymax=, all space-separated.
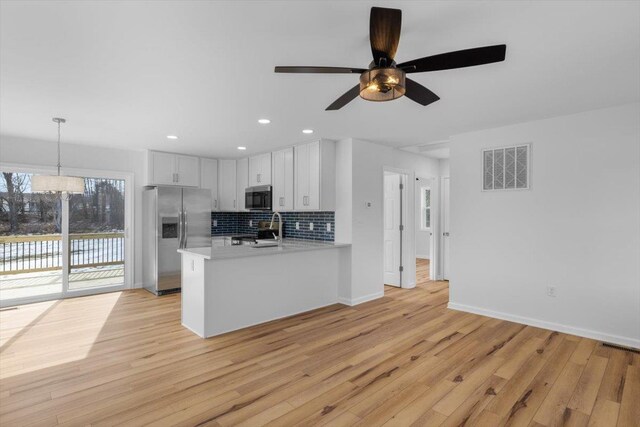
xmin=269 ymin=211 xmax=283 ymax=246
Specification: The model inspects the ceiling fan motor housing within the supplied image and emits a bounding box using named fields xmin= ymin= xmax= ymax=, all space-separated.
xmin=359 ymin=67 xmax=406 ymax=101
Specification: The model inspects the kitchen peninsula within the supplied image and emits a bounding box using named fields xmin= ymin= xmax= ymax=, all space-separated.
xmin=178 ymin=240 xmax=351 ymax=338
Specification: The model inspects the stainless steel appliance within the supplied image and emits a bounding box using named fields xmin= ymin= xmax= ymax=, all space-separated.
xmin=245 ymin=185 xmax=272 ymax=210
xmin=143 ymin=187 xmax=212 ymax=295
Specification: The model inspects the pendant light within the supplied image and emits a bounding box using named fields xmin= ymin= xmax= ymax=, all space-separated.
xmin=31 ymin=118 xmax=85 ymax=194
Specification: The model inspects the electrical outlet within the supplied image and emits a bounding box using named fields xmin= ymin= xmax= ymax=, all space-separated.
xmin=309 ymin=222 xmax=314 ymax=231
xmin=249 ymin=220 xmax=253 ymax=227
xmin=326 ymin=223 xmax=331 ymax=232
xmin=295 ymin=222 xmax=300 ymax=230
xmin=213 ymin=219 xmax=218 ymax=227
xmin=547 ymin=286 xmax=556 ymax=297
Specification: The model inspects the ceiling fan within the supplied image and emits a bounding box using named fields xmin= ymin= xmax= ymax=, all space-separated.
xmin=274 ymin=7 xmax=506 ymax=110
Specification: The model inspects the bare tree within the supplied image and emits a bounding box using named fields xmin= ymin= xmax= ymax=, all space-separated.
xmin=0 ymin=172 xmax=29 ymax=233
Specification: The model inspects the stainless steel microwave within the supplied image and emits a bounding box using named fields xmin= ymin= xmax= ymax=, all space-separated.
xmin=245 ymin=185 xmax=272 ymax=210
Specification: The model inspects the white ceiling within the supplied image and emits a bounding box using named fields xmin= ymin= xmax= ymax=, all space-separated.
xmin=1 ymin=1 xmax=639 ymax=158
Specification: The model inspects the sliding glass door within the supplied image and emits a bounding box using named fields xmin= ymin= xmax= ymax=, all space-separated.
xmin=0 ymin=167 xmax=130 ymax=307
xmin=68 ymin=177 xmax=126 ymax=291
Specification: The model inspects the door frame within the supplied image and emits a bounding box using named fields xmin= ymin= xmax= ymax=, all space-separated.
xmin=382 ymin=166 xmax=415 ymax=289
xmin=439 ymin=176 xmax=450 ymax=281
xmin=0 ymin=162 xmax=134 ymax=307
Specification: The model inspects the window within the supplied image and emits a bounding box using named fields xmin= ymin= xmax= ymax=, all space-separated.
xmin=483 ymin=144 xmax=530 ymax=191
xmin=421 ymin=187 xmax=431 ymax=230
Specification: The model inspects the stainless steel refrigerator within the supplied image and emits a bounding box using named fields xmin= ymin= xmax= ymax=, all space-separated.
xmin=143 ymin=187 xmax=212 ymax=295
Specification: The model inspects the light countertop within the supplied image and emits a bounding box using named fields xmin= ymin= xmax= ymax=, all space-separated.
xmin=178 ymin=239 xmax=350 ymax=260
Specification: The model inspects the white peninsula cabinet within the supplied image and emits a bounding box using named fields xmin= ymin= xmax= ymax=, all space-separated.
xmin=248 ymin=153 xmax=272 ymax=186
xmin=200 ymin=158 xmax=218 ymax=210
xmin=146 ymin=151 xmax=200 ymax=187
xmin=272 ymin=147 xmax=294 ymax=210
xmin=217 ymin=159 xmax=237 ymax=211
xmin=294 ymin=140 xmax=335 ymax=211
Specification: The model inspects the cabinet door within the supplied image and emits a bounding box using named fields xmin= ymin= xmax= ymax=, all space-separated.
xmin=200 ymin=158 xmax=218 ymax=210
xmin=248 ymin=156 xmax=260 ymax=187
xmin=176 ymin=155 xmax=200 ymax=187
xmin=294 ymin=143 xmax=310 ymax=210
xmin=150 ymin=152 xmax=176 ymax=186
xmin=260 ymin=153 xmax=272 ymax=185
xmin=273 ymin=148 xmax=293 ymax=210
xmin=236 ymin=158 xmax=249 ymax=211
xmin=307 ymin=141 xmax=320 ymax=210
xmin=217 ymin=159 xmax=237 ymax=211
xmin=248 ymin=153 xmax=272 ymax=186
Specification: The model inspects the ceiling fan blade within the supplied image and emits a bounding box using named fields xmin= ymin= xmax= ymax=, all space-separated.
xmin=398 ymin=44 xmax=506 ymax=73
xmin=326 ymin=85 xmax=360 ymax=110
xmin=404 ymin=78 xmax=440 ymax=106
xmin=274 ymin=66 xmax=366 ymax=74
xmin=370 ymin=7 xmax=402 ymax=66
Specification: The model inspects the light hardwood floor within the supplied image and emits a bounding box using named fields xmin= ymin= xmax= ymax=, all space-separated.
xmin=1 ymin=259 xmax=638 ymax=426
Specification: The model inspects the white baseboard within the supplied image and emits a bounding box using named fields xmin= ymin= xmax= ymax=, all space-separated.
xmin=338 ymin=291 xmax=384 ymax=306
xmin=448 ymin=302 xmax=640 ymax=349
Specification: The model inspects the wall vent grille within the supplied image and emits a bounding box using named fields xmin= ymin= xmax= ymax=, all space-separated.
xmin=483 ymin=144 xmax=530 ymax=191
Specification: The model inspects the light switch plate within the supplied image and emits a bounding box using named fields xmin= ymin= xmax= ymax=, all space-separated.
xmin=213 ymin=219 xmax=218 ymax=227
xmin=309 ymin=222 xmax=314 ymax=231
xmin=326 ymin=223 xmax=331 ymax=232
xmin=296 ymin=222 xmax=300 ymax=230
xmin=249 ymin=220 xmax=253 ymax=227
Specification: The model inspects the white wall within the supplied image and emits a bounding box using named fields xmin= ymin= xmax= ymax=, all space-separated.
xmin=335 ymin=138 xmax=440 ymax=304
xmin=439 ymin=159 xmax=450 ymax=177
xmin=0 ymin=135 xmax=146 ymax=288
xmin=449 ymin=103 xmax=640 ymax=348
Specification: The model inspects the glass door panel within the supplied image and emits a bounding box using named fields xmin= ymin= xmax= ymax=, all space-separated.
xmin=0 ymin=171 xmax=63 ymax=303
xmin=68 ymin=177 xmax=125 ymax=291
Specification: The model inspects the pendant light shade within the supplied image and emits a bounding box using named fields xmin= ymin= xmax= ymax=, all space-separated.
xmin=32 ymin=118 xmax=85 ymax=194
xmin=31 ymin=175 xmax=85 ymax=193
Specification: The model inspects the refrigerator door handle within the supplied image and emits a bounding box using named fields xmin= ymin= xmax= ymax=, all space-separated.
xmin=183 ymin=209 xmax=188 ymax=248
xmin=178 ymin=210 xmax=184 ymax=249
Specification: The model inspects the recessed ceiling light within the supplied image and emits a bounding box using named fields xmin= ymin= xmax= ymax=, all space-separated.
xmin=237 ymin=146 xmax=247 ymax=150
xmin=302 ymin=129 xmax=314 ymax=134
xmin=258 ymin=119 xmax=271 ymax=124
xmin=166 ymin=135 xmax=178 ymax=140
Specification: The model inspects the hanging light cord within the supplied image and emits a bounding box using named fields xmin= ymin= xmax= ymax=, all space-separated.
xmin=56 ymin=119 xmax=61 ymax=176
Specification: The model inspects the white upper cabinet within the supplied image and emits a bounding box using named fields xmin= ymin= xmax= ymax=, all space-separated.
xmin=175 ymin=155 xmax=200 ymax=187
xmin=200 ymin=158 xmax=218 ymax=210
xmin=294 ymin=140 xmax=335 ymax=211
xmin=147 ymin=151 xmax=200 ymax=187
xmin=236 ymin=158 xmax=249 ymax=211
xmin=217 ymin=159 xmax=237 ymax=211
xmin=272 ymin=147 xmax=294 ymax=211
xmin=248 ymin=153 xmax=272 ymax=187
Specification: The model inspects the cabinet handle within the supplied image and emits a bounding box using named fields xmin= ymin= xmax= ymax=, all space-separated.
xmin=233 ymin=199 xmax=236 ymax=208
xmin=214 ymin=199 xmax=218 ymax=209
xmin=257 ymin=173 xmax=261 ymax=183
xmin=176 ymin=173 xmax=179 ymax=183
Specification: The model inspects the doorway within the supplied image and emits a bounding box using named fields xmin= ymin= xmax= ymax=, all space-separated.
xmin=383 ymin=171 xmax=409 ymax=287
xmin=0 ymin=166 xmax=133 ymax=307
xmin=416 ymin=177 xmax=434 ymax=281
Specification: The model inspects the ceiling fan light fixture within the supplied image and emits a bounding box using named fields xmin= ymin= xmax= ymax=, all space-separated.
xmin=359 ymin=68 xmax=405 ymax=102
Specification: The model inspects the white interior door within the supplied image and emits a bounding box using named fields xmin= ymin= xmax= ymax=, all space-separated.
xmin=384 ymin=173 xmax=401 ymax=286
xmin=442 ymin=177 xmax=450 ymax=280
